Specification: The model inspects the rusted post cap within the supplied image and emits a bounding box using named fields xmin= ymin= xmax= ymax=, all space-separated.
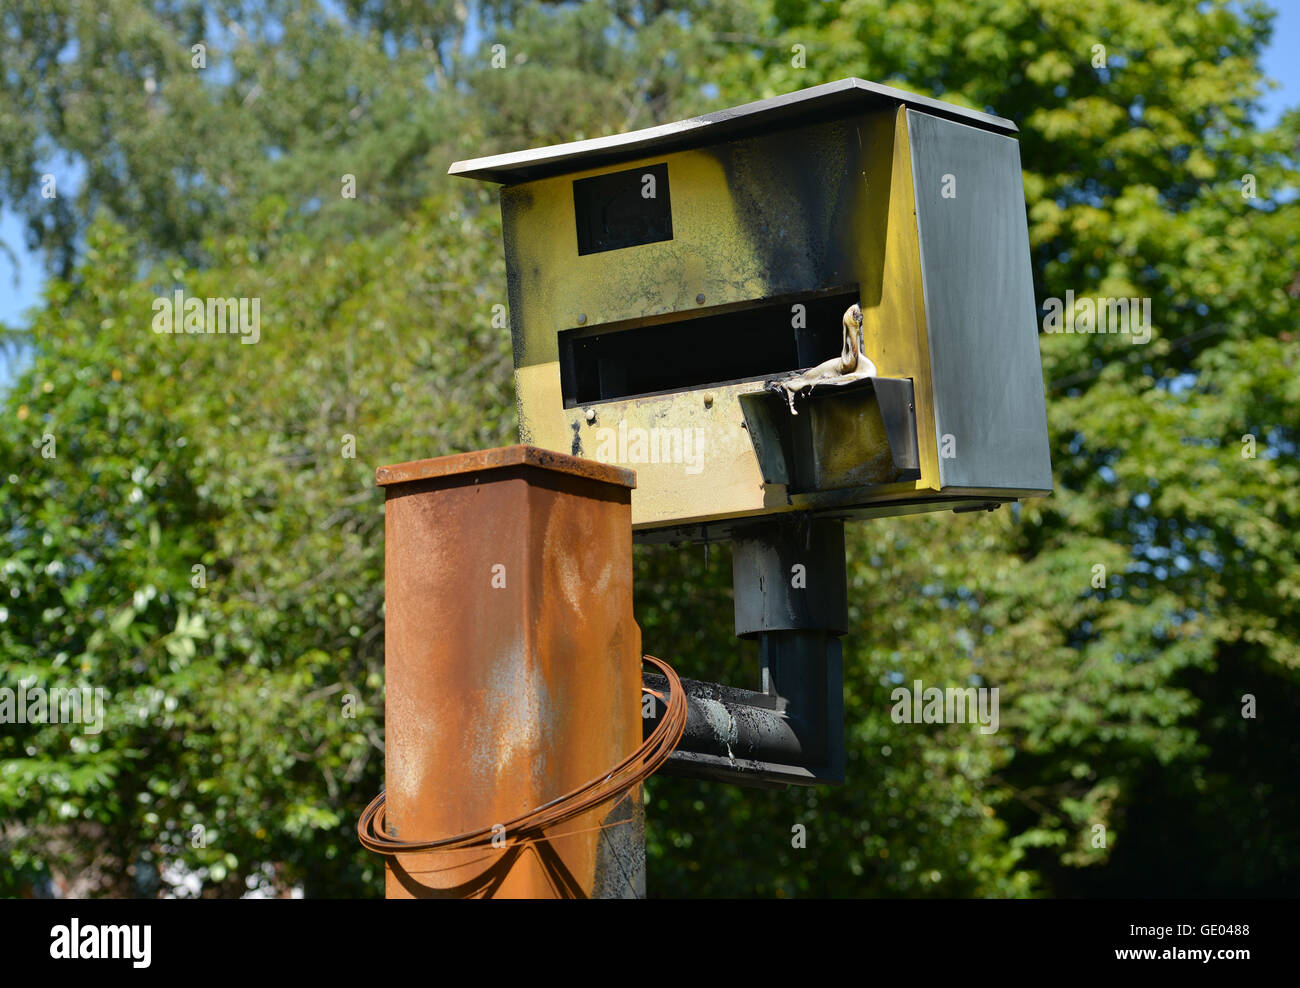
xmin=375 ymin=444 xmax=637 ymax=489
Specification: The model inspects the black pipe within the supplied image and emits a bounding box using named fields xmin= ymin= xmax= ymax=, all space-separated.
xmin=642 ymin=671 xmax=811 ymax=765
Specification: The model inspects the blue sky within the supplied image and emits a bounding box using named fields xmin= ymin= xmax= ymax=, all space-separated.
xmin=2 ymin=5 xmax=1298 ymax=363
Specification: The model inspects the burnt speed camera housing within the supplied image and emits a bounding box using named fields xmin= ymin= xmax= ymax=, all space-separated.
xmin=450 ymin=78 xmax=1052 ymax=544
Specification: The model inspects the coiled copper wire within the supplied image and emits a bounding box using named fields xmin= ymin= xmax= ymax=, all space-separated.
xmin=357 ymin=654 xmax=686 ymax=856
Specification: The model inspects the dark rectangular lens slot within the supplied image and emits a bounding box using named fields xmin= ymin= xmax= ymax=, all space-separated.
xmin=574 ymin=163 xmax=672 ymax=255
xmin=560 ymin=289 xmax=859 ymax=406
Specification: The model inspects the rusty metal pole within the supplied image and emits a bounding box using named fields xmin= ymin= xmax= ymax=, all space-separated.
xmin=376 ymin=445 xmax=644 ymax=898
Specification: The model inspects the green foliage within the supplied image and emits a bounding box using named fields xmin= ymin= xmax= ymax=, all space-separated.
xmin=1 ymin=0 xmax=1297 ymax=897
xmin=1 ymin=204 xmax=510 ymax=895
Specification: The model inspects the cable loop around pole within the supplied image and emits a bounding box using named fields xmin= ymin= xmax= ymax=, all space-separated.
xmin=357 ymin=654 xmax=686 ymax=856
